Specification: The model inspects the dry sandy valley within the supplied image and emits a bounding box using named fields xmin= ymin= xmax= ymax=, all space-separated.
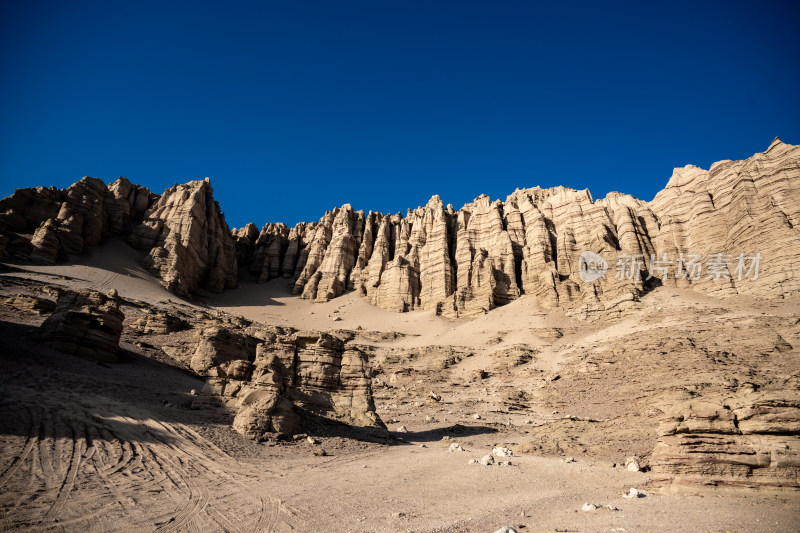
xmin=0 ymin=140 xmax=799 ymax=532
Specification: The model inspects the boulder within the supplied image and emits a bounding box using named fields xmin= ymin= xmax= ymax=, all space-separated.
xmin=38 ymin=289 xmax=124 ymax=363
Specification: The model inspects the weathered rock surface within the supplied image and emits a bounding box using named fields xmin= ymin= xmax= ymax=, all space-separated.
xmin=129 ymin=310 xmax=190 ymax=335
xmin=3 ymin=139 xmax=798 ymax=310
xmin=181 ymin=325 xmax=385 ymax=438
xmin=0 ymin=177 xmax=156 ymax=263
xmin=646 ymin=137 xmax=800 ymax=298
xmin=128 ymin=178 xmax=238 ymax=296
xmin=0 ymin=294 xmax=57 ymax=315
xmin=38 ymin=289 xmax=124 ymax=363
xmin=236 ymin=139 xmax=800 ymax=314
xmin=651 ymin=390 xmax=800 ymax=493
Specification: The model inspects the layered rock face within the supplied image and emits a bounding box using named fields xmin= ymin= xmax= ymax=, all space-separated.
xmin=2 ymin=139 xmax=797 ymax=309
xmin=181 ymin=325 xmax=384 ymax=438
xmin=0 ymin=177 xmax=156 ymax=263
xmin=651 ymin=391 xmax=800 ymax=493
xmin=0 ymin=176 xmax=239 ymax=299
xmin=38 ymin=289 xmax=125 ymax=363
xmin=646 ymin=137 xmax=800 ymax=298
xmin=128 ymin=178 xmax=238 ymax=296
xmin=239 ymin=139 xmax=800 ymax=314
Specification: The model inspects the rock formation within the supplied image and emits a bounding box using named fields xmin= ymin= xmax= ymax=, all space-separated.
xmin=0 ymin=293 xmax=57 ymax=315
xmin=38 ymin=289 xmax=125 ymax=363
xmin=174 ymin=324 xmax=385 ymax=438
xmin=0 ymin=176 xmax=239 ymax=299
xmin=128 ymin=178 xmax=238 ymax=296
xmin=0 ymin=177 xmax=156 ymax=263
xmin=235 ymin=138 xmax=800 ymax=315
xmin=651 ymin=390 xmax=800 ymax=493
xmin=2 ymin=139 xmax=797 ymax=310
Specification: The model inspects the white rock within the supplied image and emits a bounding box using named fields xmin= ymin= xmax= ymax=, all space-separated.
xmin=581 ymin=503 xmax=598 ymax=512
xmin=448 ymin=443 xmax=464 ymax=453
xmin=473 ymin=413 xmax=482 ymax=420
xmin=625 ymin=456 xmax=641 ymax=472
xmin=563 ymin=456 xmax=576 ymax=463
xmin=622 ymin=487 xmax=647 ymax=499
xmin=493 ymin=528 xmax=519 ymax=533
xmin=492 ymin=446 xmax=513 ymax=457
xmin=479 ymin=454 xmax=495 ymax=466
xmin=469 ymin=458 xmax=477 ymax=464
xmin=429 ymin=391 xmax=442 ymax=401
xmin=396 ymin=425 xmax=409 ymax=433
xmin=306 ymin=436 xmax=318 ymax=444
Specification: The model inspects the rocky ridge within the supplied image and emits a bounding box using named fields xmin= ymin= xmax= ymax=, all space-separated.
xmin=1 ymin=139 xmax=797 ymax=313
xmin=0 ymin=177 xmax=240 ymax=297
xmin=128 ymin=178 xmax=238 ymax=295
xmin=237 ymin=138 xmax=800 ymax=315
xmin=0 ymin=176 xmax=156 ymax=263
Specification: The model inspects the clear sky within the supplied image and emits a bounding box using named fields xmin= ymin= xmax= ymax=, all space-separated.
xmin=1 ymin=1 xmax=798 ymax=229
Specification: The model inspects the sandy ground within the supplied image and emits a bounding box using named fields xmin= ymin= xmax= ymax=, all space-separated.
xmin=1 ymin=239 xmax=799 ymax=532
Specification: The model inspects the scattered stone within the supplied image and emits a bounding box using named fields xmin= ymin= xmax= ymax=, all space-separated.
xmin=563 ymin=456 xmax=576 ymax=463
xmin=473 ymin=413 xmax=482 ymax=420
xmin=312 ymin=447 xmax=328 ymax=457
xmin=306 ymin=436 xmax=318 ymax=445
xmin=492 ymin=446 xmax=513 ymax=457
xmin=396 ymin=425 xmax=409 ymax=433
xmin=581 ymin=503 xmax=598 ymax=512
xmin=469 ymin=459 xmax=477 ymax=464
xmin=625 ymin=457 xmax=641 ymax=472
xmin=429 ymin=391 xmax=442 ymax=401
xmin=449 ymin=443 xmax=464 ymax=453
xmin=493 ymin=528 xmax=519 ymax=533
xmin=622 ymin=487 xmax=647 ymax=499
xmin=479 ymin=454 xmax=495 ymax=466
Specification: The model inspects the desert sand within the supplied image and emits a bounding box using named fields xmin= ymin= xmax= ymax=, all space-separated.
xmin=1 ymin=238 xmax=798 ymax=532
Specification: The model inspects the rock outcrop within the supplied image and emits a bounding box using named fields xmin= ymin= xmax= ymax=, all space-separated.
xmin=651 ymin=391 xmax=800 ymax=493
xmin=0 ymin=176 xmax=239 ymax=299
xmin=0 ymin=294 xmax=57 ymax=315
xmin=3 ymin=139 xmax=797 ymax=309
xmin=0 ymin=177 xmax=156 ymax=263
xmin=38 ymin=289 xmax=125 ymax=363
xmin=646 ymin=137 xmax=800 ymax=298
xmin=128 ymin=178 xmax=238 ymax=296
xmin=182 ymin=325 xmax=384 ymax=438
xmin=236 ymin=139 xmax=800 ymax=315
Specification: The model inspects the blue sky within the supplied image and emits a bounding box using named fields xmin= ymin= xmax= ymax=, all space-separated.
xmin=1 ymin=1 xmax=798 ymax=228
